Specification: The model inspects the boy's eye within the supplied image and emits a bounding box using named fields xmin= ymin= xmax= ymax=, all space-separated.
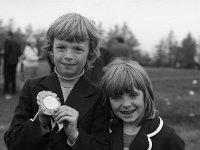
xmin=56 ymin=46 xmax=65 ymax=49
xmin=74 ymin=47 xmax=83 ymax=52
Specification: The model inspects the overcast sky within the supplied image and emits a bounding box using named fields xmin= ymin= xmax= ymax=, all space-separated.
xmin=0 ymin=0 xmax=200 ymax=53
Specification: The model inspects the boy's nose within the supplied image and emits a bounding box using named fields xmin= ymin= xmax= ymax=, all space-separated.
xmin=64 ymin=49 xmax=74 ymax=59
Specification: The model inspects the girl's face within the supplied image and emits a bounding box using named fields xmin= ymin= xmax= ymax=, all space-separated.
xmin=53 ymin=38 xmax=89 ymax=78
xmin=109 ymin=89 xmax=145 ymax=125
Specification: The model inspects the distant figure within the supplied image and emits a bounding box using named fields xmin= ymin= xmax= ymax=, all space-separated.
xmin=108 ymin=36 xmax=132 ymax=63
xmin=0 ymin=49 xmax=4 ymax=87
xmin=22 ymin=36 xmax=40 ymax=83
xmin=103 ymin=36 xmax=132 ymax=72
xmin=3 ymin=31 xmax=21 ymax=99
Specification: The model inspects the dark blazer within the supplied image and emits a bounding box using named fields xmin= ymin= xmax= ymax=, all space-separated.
xmin=4 ymin=72 xmax=110 ymax=150
xmin=4 ymin=38 xmax=21 ymax=65
xmin=110 ymin=116 xmax=185 ymax=150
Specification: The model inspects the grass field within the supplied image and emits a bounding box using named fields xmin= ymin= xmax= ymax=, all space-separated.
xmin=0 ymin=62 xmax=199 ymax=150
xmin=146 ymin=67 xmax=200 ymax=150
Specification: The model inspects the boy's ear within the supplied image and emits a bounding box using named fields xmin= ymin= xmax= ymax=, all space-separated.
xmin=48 ymin=51 xmax=54 ymax=64
xmin=48 ymin=51 xmax=53 ymax=57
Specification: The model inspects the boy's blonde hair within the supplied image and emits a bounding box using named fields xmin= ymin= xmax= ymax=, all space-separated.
xmin=101 ymin=57 xmax=156 ymax=120
xmin=42 ymin=13 xmax=101 ymax=69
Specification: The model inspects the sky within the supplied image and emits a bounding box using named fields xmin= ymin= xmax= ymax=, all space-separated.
xmin=0 ymin=0 xmax=200 ymax=53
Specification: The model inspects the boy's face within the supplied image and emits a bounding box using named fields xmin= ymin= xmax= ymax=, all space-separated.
xmin=109 ymin=90 xmax=145 ymax=125
xmin=53 ymin=38 xmax=89 ymax=78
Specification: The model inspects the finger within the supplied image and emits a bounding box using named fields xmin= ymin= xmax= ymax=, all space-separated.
xmin=55 ymin=110 xmax=75 ymax=121
xmin=55 ymin=109 xmax=79 ymax=124
xmin=39 ymin=110 xmax=51 ymax=118
xmin=39 ymin=113 xmax=51 ymax=123
xmin=57 ymin=115 xmax=76 ymax=124
xmin=55 ymin=105 xmax=76 ymax=114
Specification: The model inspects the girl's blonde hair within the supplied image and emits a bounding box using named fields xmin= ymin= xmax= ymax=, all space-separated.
xmin=101 ymin=57 xmax=156 ymax=120
xmin=42 ymin=13 xmax=101 ymax=69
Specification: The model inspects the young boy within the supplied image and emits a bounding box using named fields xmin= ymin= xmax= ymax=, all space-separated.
xmin=100 ymin=57 xmax=185 ymax=150
xmin=4 ymin=13 xmax=110 ymax=150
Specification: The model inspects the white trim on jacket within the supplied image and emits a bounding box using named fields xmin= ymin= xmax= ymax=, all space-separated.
xmin=147 ymin=117 xmax=164 ymax=150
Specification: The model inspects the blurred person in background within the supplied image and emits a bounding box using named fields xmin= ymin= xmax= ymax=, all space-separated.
xmin=86 ymin=37 xmax=133 ymax=86
xmin=0 ymin=49 xmax=4 ymax=89
xmin=22 ymin=36 xmax=40 ymax=85
xmin=3 ymin=31 xmax=21 ymax=99
xmin=103 ymin=36 xmax=132 ymax=71
xmin=108 ymin=36 xmax=132 ymax=63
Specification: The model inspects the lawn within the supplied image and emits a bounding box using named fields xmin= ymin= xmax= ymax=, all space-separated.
xmin=0 ymin=63 xmax=199 ymax=150
xmin=146 ymin=67 xmax=200 ymax=150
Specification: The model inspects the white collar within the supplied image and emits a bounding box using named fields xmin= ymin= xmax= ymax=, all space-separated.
xmin=54 ymin=67 xmax=84 ymax=81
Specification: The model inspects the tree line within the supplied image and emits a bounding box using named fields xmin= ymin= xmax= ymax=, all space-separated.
xmin=0 ymin=18 xmax=199 ymax=69
xmin=153 ymin=31 xmax=199 ymax=69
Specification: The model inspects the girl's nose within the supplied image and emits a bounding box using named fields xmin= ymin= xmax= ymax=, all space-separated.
xmin=122 ymin=98 xmax=132 ymax=108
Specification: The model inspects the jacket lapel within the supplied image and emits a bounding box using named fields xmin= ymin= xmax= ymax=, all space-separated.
xmin=39 ymin=72 xmax=65 ymax=104
xmin=110 ymin=123 xmax=123 ymax=150
xmin=39 ymin=73 xmax=96 ymax=121
xmin=129 ymin=116 xmax=161 ymax=150
xmin=110 ymin=117 xmax=161 ymax=150
xmin=64 ymin=75 xmax=96 ymax=122
xmin=111 ymin=123 xmax=149 ymax=150
xmin=33 ymin=73 xmax=66 ymax=148
xmin=129 ymin=128 xmax=149 ymax=150
xmin=38 ymin=74 xmax=97 ymax=148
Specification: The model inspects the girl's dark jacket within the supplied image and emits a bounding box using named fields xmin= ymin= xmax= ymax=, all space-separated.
xmin=4 ymin=72 xmax=110 ymax=150
xmin=110 ymin=116 xmax=185 ymax=150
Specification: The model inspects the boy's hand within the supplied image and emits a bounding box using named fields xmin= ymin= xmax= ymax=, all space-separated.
xmin=38 ymin=108 xmax=51 ymax=125
xmin=54 ymin=106 xmax=79 ymax=143
xmin=38 ymin=108 xmax=52 ymax=135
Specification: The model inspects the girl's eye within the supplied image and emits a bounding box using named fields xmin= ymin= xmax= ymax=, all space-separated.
xmin=110 ymin=96 xmax=121 ymax=101
xmin=129 ymin=93 xmax=139 ymax=98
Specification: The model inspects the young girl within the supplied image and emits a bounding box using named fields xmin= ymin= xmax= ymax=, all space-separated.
xmin=4 ymin=13 xmax=110 ymax=150
xmin=100 ymin=57 xmax=185 ymax=150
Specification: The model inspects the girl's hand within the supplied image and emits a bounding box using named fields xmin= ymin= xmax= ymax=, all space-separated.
xmin=54 ymin=105 xmax=79 ymax=143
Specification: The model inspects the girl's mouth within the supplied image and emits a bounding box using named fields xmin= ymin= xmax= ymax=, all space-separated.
xmin=120 ymin=110 xmax=135 ymax=115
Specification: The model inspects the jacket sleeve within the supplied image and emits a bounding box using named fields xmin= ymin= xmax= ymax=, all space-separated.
xmin=165 ymin=126 xmax=185 ymax=150
xmin=72 ymin=92 xmax=110 ymax=150
xmin=4 ymin=80 xmax=51 ymax=150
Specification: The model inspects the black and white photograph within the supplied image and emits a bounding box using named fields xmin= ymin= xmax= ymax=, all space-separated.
xmin=0 ymin=0 xmax=199 ymax=150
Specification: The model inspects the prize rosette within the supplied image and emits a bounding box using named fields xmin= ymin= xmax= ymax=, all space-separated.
xmin=37 ymin=91 xmax=61 ymax=115
xmin=31 ymin=91 xmax=63 ymax=132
